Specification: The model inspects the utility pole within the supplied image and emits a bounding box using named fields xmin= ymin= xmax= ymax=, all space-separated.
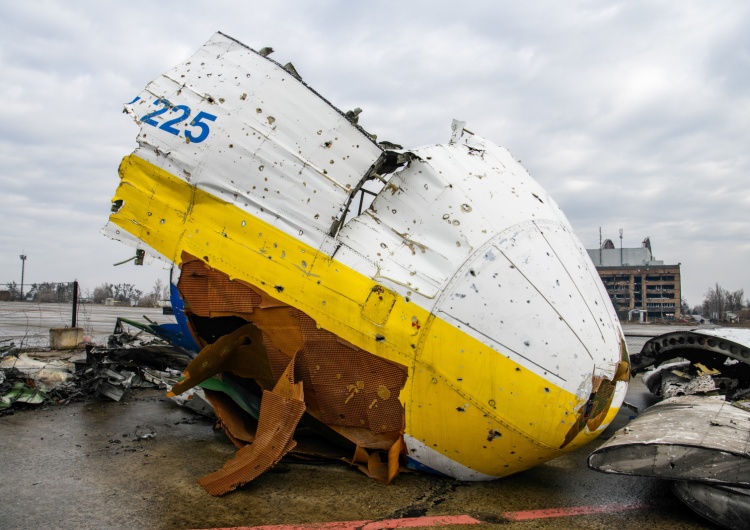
xmin=19 ymin=254 xmax=27 ymax=302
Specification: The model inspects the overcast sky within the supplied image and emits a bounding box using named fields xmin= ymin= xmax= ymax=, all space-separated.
xmin=1 ymin=0 xmax=748 ymax=306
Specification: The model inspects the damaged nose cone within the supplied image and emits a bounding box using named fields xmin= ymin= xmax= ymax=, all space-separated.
xmin=104 ymin=31 xmax=627 ymax=493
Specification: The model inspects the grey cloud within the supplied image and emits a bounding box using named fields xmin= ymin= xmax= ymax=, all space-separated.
xmin=0 ymin=0 xmax=747 ymax=305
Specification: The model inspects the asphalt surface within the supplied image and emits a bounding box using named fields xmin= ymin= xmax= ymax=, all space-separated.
xmin=0 ymin=303 xmax=721 ymax=529
xmin=0 ymin=379 xmax=717 ymax=529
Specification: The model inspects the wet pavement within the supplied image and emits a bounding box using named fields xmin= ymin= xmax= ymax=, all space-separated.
xmin=0 ymin=376 xmax=717 ymax=530
xmin=0 ymin=304 xmax=719 ymax=529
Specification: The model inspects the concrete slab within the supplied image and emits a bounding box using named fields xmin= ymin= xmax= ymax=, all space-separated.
xmin=49 ymin=327 xmax=84 ymax=349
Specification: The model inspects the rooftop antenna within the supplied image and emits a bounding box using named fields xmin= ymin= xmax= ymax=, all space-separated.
xmin=619 ymin=228 xmax=623 ymax=265
xmin=599 ymin=227 xmax=602 ymax=266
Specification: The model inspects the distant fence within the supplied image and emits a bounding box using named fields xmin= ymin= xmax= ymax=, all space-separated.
xmin=623 ymin=334 xmax=651 ymax=355
xmin=0 ymin=296 xmax=664 ymax=356
xmin=0 ymin=297 xmax=98 ymax=351
xmin=0 ymin=301 xmax=172 ymax=352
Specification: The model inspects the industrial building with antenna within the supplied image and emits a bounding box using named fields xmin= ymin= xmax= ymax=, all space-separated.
xmin=587 ymin=231 xmax=682 ymax=321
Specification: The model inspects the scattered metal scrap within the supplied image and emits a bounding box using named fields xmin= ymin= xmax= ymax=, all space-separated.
xmin=0 ymin=317 xmax=198 ymax=413
xmin=101 ymin=317 xmax=197 ymax=369
xmin=78 ymin=317 xmax=195 ymax=402
xmin=0 ymin=352 xmax=74 ymax=391
xmin=0 ymin=353 xmax=78 ymax=413
xmin=589 ymin=328 xmax=750 ymax=530
xmin=0 ymin=340 xmax=19 ymax=357
xmin=1 ymin=377 xmax=47 ymax=410
xmin=632 ymin=328 xmax=750 ymax=401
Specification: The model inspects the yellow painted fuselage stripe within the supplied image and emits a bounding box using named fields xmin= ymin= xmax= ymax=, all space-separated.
xmin=110 ymin=154 xmax=616 ymax=476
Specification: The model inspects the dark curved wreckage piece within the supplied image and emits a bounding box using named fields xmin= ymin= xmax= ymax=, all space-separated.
xmin=672 ymin=481 xmax=750 ymax=530
xmin=632 ymin=328 xmax=750 ymax=401
xmin=588 ymin=394 xmax=750 ymax=486
xmin=589 ymin=328 xmax=750 ymax=529
xmin=631 ymin=328 xmax=750 ymax=374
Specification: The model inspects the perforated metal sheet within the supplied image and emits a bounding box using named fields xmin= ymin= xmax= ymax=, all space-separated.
xmin=178 ymin=255 xmax=262 ymax=316
xmin=177 ymin=255 xmax=407 ymax=437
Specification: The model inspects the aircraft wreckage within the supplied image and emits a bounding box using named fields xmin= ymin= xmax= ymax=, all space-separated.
xmin=104 ymin=32 xmax=628 ymax=495
xmin=589 ymin=328 xmax=750 ymax=530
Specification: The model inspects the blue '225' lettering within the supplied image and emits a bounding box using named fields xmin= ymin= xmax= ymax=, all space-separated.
xmin=137 ymin=98 xmax=217 ymax=144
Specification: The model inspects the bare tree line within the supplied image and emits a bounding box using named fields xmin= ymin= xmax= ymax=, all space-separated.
xmin=695 ymin=283 xmax=747 ymax=320
xmin=3 ymin=279 xmax=167 ymax=307
xmin=4 ymin=278 xmax=747 ymax=319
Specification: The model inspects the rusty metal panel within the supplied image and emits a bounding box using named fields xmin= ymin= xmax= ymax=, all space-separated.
xmin=178 ymin=257 xmax=262 ymax=317
xmin=588 ymin=395 xmax=750 ymax=486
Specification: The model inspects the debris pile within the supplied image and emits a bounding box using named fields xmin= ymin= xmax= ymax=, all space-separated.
xmin=632 ymin=329 xmax=750 ymax=403
xmin=0 ymin=340 xmax=19 ymax=357
xmin=1 ymin=370 xmax=49 ymax=410
xmin=1 ymin=353 xmax=79 ymax=413
xmin=589 ymin=328 xmax=750 ymax=530
xmin=1 ymin=317 xmax=198 ymax=414
xmin=76 ymin=345 xmax=184 ymax=402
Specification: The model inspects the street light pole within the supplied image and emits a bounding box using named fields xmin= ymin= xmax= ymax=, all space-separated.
xmin=19 ymin=254 xmax=27 ymax=302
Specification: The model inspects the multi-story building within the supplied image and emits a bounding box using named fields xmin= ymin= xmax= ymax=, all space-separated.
xmin=586 ymin=237 xmax=681 ymax=321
